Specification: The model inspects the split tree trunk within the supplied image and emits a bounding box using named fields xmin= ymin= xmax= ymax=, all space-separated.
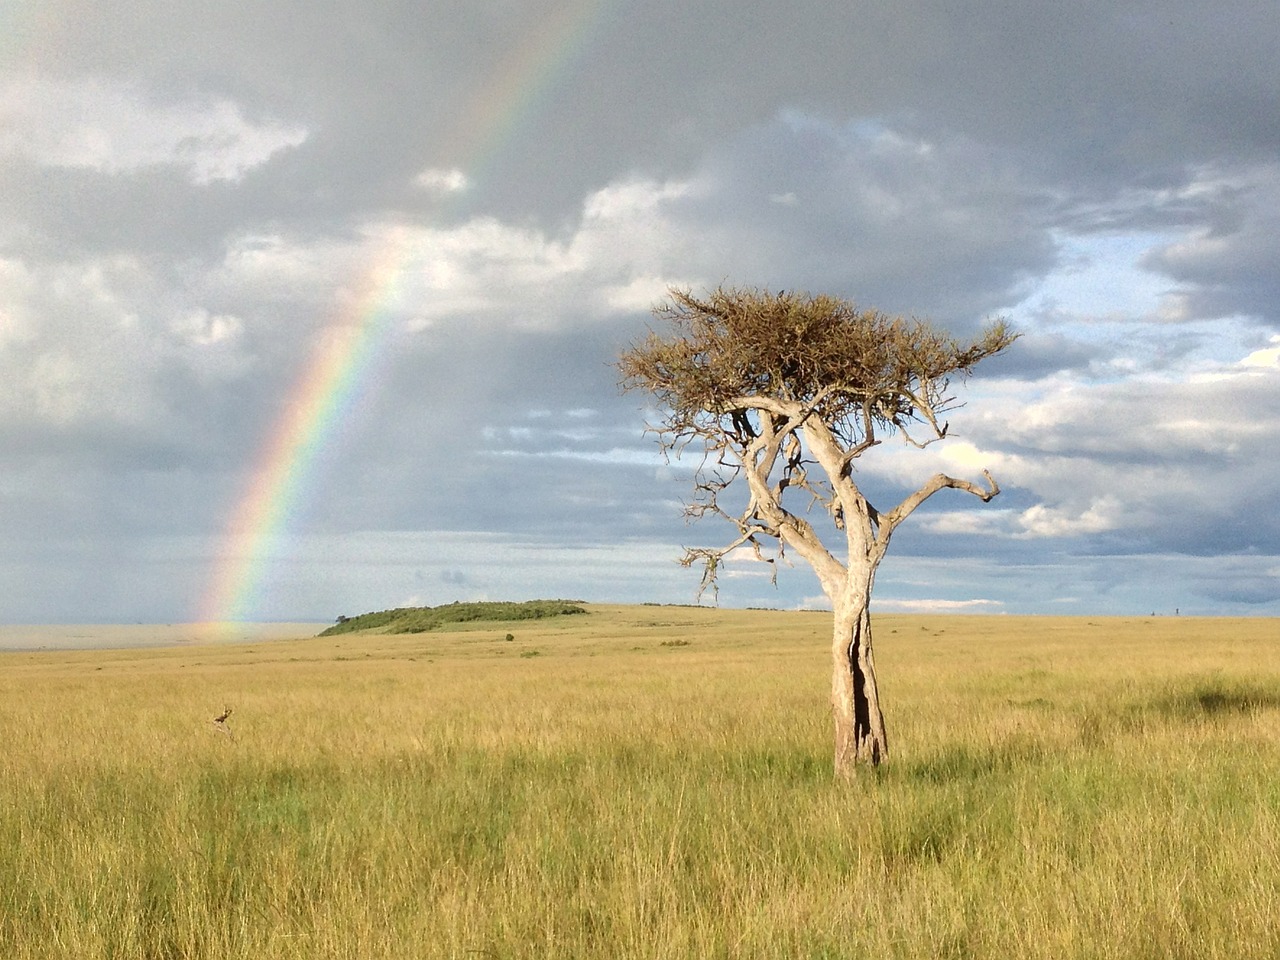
xmin=831 ymin=585 xmax=887 ymax=777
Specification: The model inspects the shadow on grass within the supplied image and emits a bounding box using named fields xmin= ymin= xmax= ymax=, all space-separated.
xmin=1145 ymin=677 xmax=1280 ymax=720
xmin=900 ymin=737 xmax=1046 ymax=785
xmin=881 ymin=804 xmax=961 ymax=865
xmin=724 ymin=746 xmax=830 ymax=783
xmin=1070 ymin=678 xmax=1280 ymax=748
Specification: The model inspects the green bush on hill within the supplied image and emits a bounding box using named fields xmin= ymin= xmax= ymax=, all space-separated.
xmin=318 ymin=600 xmax=587 ymax=636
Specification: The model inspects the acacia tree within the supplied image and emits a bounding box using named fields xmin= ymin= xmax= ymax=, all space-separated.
xmin=618 ymin=286 xmax=1017 ymax=777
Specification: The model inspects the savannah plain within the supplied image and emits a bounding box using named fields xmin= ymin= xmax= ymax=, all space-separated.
xmin=3 ymin=605 xmax=1279 ymax=958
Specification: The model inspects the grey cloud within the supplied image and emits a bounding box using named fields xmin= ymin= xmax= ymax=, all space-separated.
xmin=21 ymin=0 xmax=1279 ymax=226
xmin=957 ymin=360 xmax=1280 ymax=560
xmin=0 ymin=161 xmax=254 ymax=262
xmin=874 ymin=549 xmax=1280 ymax=617
xmin=974 ymin=332 xmax=1101 ymax=380
xmin=657 ymin=119 xmax=1058 ymax=322
xmin=1141 ymin=165 xmax=1280 ymax=326
xmin=1197 ymin=573 xmax=1280 ymax=605
xmin=296 ymin=320 xmax=674 ymax=539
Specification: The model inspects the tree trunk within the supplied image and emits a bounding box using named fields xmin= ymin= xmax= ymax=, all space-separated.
xmin=831 ymin=585 xmax=887 ymax=778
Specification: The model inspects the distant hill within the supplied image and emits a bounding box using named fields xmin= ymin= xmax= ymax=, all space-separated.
xmin=318 ymin=600 xmax=588 ymax=636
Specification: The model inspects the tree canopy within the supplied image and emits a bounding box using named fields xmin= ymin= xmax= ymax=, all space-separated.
xmin=619 ymin=286 xmax=1017 ymax=455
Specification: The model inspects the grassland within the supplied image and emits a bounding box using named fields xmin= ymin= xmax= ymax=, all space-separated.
xmin=2 ymin=606 xmax=1279 ymax=958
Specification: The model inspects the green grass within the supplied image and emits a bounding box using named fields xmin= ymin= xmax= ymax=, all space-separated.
xmin=2 ymin=607 xmax=1279 ymax=957
xmin=318 ymin=599 xmax=587 ymax=636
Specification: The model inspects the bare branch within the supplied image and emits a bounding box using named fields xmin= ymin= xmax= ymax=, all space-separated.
xmin=681 ymin=524 xmax=782 ymax=601
xmin=878 ymin=469 xmax=1000 ymax=543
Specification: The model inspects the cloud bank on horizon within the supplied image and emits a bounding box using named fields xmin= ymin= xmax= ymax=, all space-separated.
xmin=2 ymin=0 xmax=1278 ymax=623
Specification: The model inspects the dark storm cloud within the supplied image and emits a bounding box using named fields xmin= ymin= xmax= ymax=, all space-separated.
xmin=17 ymin=0 xmax=1279 ymax=225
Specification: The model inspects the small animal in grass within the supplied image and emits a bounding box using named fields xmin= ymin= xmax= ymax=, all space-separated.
xmin=212 ymin=706 xmax=234 ymax=739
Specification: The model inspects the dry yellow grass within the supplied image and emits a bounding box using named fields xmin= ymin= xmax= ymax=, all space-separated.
xmin=2 ymin=606 xmax=1278 ymax=958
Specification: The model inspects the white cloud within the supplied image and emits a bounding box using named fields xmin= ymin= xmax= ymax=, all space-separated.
xmin=918 ymin=510 xmax=1011 ymax=537
xmin=213 ymin=232 xmax=366 ymax=306
xmin=724 ymin=544 xmax=782 ymax=570
xmin=205 ymin=177 xmax=706 ymax=337
xmin=1014 ymin=499 xmax=1121 ymax=539
xmin=1241 ymin=336 xmax=1280 ymax=369
xmin=580 ymin=177 xmax=696 ymax=220
xmin=414 ymin=167 xmax=469 ymax=195
xmin=795 ymin=595 xmax=833 ymax=611
xmin=939 ymin=440 xmax=1003 ymax=474
xmin=485 ymin=447 xmax=659 ymax=466
xmin=835 ymin=325 xmax=1280 ymax=555
xmin=0 ymin=258 xmax=37 ymax=347
xmin=598 ymin=274 xmax=691 ymax=314
xmin=874 ymin=598 xmax=1005 ymax=613
xmin=171 ymin=309 xmax=242 ymax=347
xmin=0 ymin=250 xmax=264 ymax=436
xmin=0 ymin=77 xmax=307 ymax=183
xmin=0 ymin=256 xmax=155 ymax=422
xmin=973 ymin=355 xmax=1280 ymax=462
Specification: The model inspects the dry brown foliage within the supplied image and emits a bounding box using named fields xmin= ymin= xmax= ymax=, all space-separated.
xmin=619 ymin=286 xmax=1017 ymax=455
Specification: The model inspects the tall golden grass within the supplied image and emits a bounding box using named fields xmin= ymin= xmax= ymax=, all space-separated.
xmin=2 ymin=606 xmax=1278 ymax=958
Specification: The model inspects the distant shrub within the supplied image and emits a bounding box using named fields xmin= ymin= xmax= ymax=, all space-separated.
xmin=318 ymin=600 xmax=587 ymax=637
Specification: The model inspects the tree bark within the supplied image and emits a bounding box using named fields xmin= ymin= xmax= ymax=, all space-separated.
xmin=831 ymin=582 xmax=887 ymax=777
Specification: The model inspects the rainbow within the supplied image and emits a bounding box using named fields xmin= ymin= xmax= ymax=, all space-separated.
xmin=198 ymin=0 xmax=612 ymax=626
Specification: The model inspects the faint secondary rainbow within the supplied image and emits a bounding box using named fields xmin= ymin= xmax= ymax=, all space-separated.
xmin=198 ymin=0 xmax=613 ymax=626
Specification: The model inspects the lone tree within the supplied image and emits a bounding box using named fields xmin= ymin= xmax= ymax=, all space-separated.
xmin=619 ymin=286 xmax=1017 ymax=777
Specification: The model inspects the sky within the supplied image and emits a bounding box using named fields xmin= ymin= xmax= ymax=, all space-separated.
xmin=2 ymin=0 xmax=1278 ymax=624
